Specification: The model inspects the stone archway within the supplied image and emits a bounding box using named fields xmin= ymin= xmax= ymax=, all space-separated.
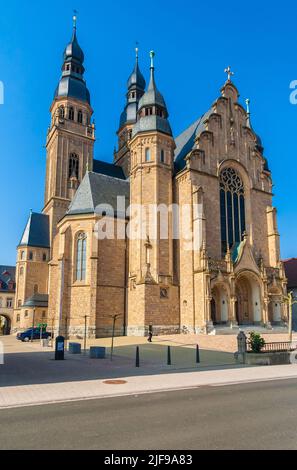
xmin=235 ymin=272 xmax=262 ymax=325
xmin=0 ymin=315 xmax=11 ymax=336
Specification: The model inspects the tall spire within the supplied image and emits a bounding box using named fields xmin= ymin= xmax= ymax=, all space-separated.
xmin=245 ymin=98 xmax=265 ymax=155
xmin=54 ymin=13 xmax=90 ymax=104
xmin=118 ymin=47 xmax=146 ymax=131
xmin=132 ymin=50 xmax=172 ymax=137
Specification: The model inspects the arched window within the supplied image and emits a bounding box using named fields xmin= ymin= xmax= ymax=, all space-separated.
xmin=29 ymin=251 xmax=33 ymax=261
xmin=77 ymin=110 xmax=83 ymax=124
xmin=68 ymin=107 xmax=74 ymax=120
xmin=42 ymin=253 xmax=47 ymax=262
xmin=160 ymin=149 xmax=165 ymax=163
xmin=19 ymin=267 xmax=24 ymax=276
xmin=21 ymin=251 xmax=25 ymax=260
xmin=59 ymin=106 xmax=65 ymax=119
xmin=219 ymin=168 xmax=246 ymax=254
xmin=68 ymin=153 xmax=79 ymax=179
xmin=76 ymin=233 xmax=87 ymax=281
xmin=145 ymin=148 xmax=151 ymax=162
xmin=34 ymin=284 xmax=39 ymax=294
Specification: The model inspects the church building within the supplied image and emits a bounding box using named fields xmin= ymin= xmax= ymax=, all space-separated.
xmin=12 ymin=17 xmax=288 ymax=337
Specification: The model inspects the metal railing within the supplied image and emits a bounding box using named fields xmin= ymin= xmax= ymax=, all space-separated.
xmin=247 ymin=341 xmax=296 ymax=353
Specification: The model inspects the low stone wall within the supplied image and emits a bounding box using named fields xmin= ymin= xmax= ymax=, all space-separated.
xmin=244 ymin=352 xmax=292 ymax=366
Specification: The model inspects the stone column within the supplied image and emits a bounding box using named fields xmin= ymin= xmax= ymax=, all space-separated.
xmin=263 ymin=298 xmax=271 ymax=328
xmin=230 ymin=297 xmax=238 ymax=328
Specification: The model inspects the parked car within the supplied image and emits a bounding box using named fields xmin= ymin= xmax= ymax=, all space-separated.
xmin=17 ymin=328 xmax=52 ymax=342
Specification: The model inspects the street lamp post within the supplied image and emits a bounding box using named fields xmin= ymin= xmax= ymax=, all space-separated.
xmin=110 ymin=314 xmax=121 ymax=361
xmin=31 ymin=308 xmax=36 ymax=342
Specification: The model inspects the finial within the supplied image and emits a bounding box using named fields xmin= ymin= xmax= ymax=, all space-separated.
xmin=135 ymin=41 xmax=139 ymax=60
xmin=224 ymin=65 xmax=234 ymax=82
xmin=150 ymin=50 xmax=155 ymax=69
xmin=245 ymin=98 xmax=250 ymax=115
xmin=73 ymin=9 xmax=78 ymax=30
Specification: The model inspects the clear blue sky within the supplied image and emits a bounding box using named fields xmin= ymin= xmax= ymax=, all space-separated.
xmin=0 ymin=0 xmax=296 ymax=265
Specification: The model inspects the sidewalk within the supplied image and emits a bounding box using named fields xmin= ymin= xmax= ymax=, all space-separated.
xmin=1 ymin=363 xmax=297 ymax=409
xmin=1 ymin=333 xmax=296 ymax=410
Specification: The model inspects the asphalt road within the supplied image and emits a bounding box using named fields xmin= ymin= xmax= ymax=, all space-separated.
xmin=1 ymin=378 xmax=297 ymax=450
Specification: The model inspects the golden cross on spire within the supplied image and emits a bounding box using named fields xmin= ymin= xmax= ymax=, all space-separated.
xmin=224 ymin=66 xmax=234 ymax=82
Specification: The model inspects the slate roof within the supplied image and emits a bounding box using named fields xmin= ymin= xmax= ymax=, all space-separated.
xmin=19 ymin=213 xmax=50 ymax=249
xmin=284 ymin=258 xmax=297 ymax=288
xmin=174 ymin=111 xmax=211 ymax=172
xmin=0 ymin=265 xmax=16 ymax=293
xmin=23 ymin=294 xmax=48 ymax=308
xmin=67 ymin=171 xmax=130 ymax=217
xmin=93 ymin=159 xmax=126 ymax=180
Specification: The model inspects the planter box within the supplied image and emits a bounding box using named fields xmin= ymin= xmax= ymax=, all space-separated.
xmin=90 ymin=347 xmax=106 ymax=359
xmin=69 ymin=342 xmax=81 ymax=354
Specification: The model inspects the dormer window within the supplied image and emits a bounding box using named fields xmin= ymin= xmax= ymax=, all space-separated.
xmin=77 ymin=110 xmax=83 ymax=124
xmin=145 ymin=107 xmax=153 ymax=116
xmin=68 ymin=107 xmax=74 ymax=121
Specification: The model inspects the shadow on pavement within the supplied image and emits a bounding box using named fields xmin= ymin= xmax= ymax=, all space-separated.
xmin=0 ymin=342 xmax=247 ymax=388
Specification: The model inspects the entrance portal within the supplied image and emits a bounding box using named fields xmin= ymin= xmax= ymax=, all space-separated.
xmin=235 ymin=273 xmax=262 ymax=325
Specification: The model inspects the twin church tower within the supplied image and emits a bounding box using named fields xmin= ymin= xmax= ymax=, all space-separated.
xmin=12 ymin=17 xmax=288 ymax=337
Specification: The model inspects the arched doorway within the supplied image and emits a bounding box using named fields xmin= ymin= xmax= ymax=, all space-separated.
xmin=211 ymin=285 xmax=229 ymax=325
xmin=235 ymin=273 xmax=262 ymax=325
xmin=0 ymin=315 xmax=11 ymax=335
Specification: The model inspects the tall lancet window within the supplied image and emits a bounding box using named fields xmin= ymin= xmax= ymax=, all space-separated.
xmin=76 ymin=233 xmax=87 ymax=281
xmin=69 ymin=153 xmax=79 ymax=179
xmin=220 ymin=168 xmax=246 ymax=254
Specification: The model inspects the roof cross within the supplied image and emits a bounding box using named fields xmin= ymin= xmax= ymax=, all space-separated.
xmin=73 ymin=9 xmax=78 ymax=29
xmin=224 ymin=66 xmax=234 ymax=82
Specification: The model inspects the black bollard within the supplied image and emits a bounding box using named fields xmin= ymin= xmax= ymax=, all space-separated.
xmin=136 ymin=346 xmax=140 ymax=367
xmin=167 ymin=346 xmax=172 ymax=365
xmin=196 ymin=344 xmax=200 ymax=364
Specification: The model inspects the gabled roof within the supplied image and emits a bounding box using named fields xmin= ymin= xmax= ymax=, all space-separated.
xmin=93 ymin=159 xmax=126 ymax=180
xmin=284 ymin=258 xmax=297 ymax=289
xmin=19 ymin=213 xmax=50 ymax=249
xmin=0 ymin=265 xmax=16 ymax=293
xmin=67 ymin=171 xmax=130 ymax=217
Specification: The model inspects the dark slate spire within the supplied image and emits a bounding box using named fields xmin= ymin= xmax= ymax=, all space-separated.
xmin=127 ymin=46 xmax=146 ymax=90
xmin=19 ymin=212 xmax=50 ymax=248
xmin=118 ymin=47 xmax=146 ymax=130
xmin=245 ymin=98 xmax=264 ymax=154
xmin=54 ymin=13 xmax=90 ymax=104
xmin=132 ymin=51 xmax=172 ymax=137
